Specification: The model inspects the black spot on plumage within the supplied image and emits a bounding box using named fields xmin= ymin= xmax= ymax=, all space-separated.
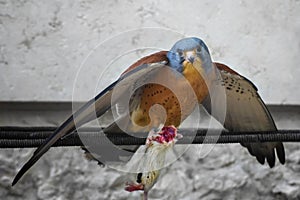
xmin=137 ymin=173 xmax=142 ymax=183
xmin=226 ymin=87 xmax=232 ymax=90
xmin=241 ymin=91 xmax=244 ymax=94
xmin=236 ymin=90 xmax=239 ymax=93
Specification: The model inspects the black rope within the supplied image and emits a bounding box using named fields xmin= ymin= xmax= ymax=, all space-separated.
xmin=0 ymin=126 xmax=299 ymax=148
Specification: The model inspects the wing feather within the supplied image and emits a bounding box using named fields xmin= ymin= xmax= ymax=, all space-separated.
xmin=203 ymin=62 xmax=285 ymax=167
xmin=12 ymin=52 xmax=169 ymax=185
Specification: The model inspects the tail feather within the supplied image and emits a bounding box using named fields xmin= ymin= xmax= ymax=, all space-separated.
xmin=12 ymin=120 xmax=75 ymax=186
xmin=12 ymin=81 xmax=117 ymax=186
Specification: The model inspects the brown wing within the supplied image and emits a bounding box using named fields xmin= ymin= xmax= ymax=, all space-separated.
xmin=121 ymin=51 xmax=168 ymax=75
xmin=12 ymin=51 xmax=169 ymax=185
xmin=203 ymin=62 xmax=285 ymax=167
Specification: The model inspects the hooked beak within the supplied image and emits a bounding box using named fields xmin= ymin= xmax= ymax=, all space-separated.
xmin=184 ymin=50 xmax=196 ymax=64
xmin=182 ymin=50 xmax=204 ymax=72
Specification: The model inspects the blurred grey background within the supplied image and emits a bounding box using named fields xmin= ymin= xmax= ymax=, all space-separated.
xmin=1 ymin=0 xmax=300 ymax=199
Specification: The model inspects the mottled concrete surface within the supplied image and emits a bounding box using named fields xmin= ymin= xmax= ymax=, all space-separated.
xmin=0 ymin=0 xmax=300 ymax=103
xmin=0 ymin=103 xmax=300 ymax=200
xmin=2 ymin=143 xmax=300 ymax=200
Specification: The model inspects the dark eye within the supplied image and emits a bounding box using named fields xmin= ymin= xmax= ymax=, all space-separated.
xmin=177 ymin=50 xmax=183 ymax=57
xmin=196 ymin=47 xmax=202 ymax=53
xmin=177 ymin=50 xmax=184 ymax=63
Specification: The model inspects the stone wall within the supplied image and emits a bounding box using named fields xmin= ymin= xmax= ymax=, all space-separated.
xmin=1 ymin=0 xmax=300 ymax=103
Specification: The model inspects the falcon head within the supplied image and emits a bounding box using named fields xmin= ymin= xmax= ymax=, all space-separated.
xmin=167 ymin=37 xmax=212 ymax=74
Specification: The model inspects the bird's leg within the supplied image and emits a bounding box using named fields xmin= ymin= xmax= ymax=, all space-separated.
xmin=143 ymin=191 xmax=148 ymax=200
